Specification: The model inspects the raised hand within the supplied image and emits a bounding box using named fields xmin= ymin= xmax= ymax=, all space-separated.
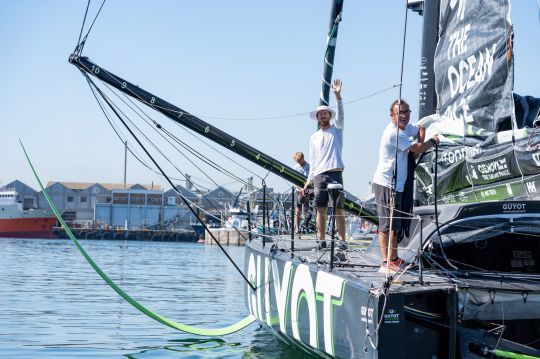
xmin=332 ymin=78 xmax=342 ymax=99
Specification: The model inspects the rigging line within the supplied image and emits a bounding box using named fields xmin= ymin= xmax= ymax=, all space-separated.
xmin=20 ymin=141 xmax=255 ymax=335
xmin=102 ymin=81 xmax=266 ymax=185
xmin=385 ymin=0 xmax=410 ymax=281
xmin=150 ymin=130 xmax=266 ymax=231
xmin=89 ymin=77 xmax=265 ymax=227
xmin=75 ymin=0 xmax=91 ymax=52
xmin=422 ymin=253 xmax=466 ymax=285
xmin=106 ymin=86 xmax=307 ymax=210
xmin=91 ymin=80 xmax=262 ymax=230
xmin=107 ymin=100 xmax=267 ymax=229
xmin=85 ymin=75 xmax=190 ymax=184
xmin=160 ymin=127 xmax=255 ymax=188
xmin=77 ymin=0 xmax=106 ymax=54
xmin=86 ymin=75 xmax=159 ymax=173
xmin=79 ymin=62 xmax=300 ymax=214
xmin=461 ymin=130 xmax=479 ymax=202
xmin=202 ymin=84 xmax=399 ymax=121
xmin=111 ymin=86 xmax=265 ymax=181
xmin=83 ymin=56 xmax=394 ymax=122
xmin=75 ymin=59 xmax=371 ymax=216
xmin=88 ymin=77 xmax=256 ymax=290
xmin=101 ymin=83 xmax=257 ymax=193
xmin=501 ymin=1 xmax=529 ymax=198
xmin=171 ymin=122 xmax=264 ymax=180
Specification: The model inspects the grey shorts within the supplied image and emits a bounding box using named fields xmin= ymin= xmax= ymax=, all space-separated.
xmin=313 ymin=171 xmax=344 ymax=209
xmin=373 ymin=183 xmax=403 ymax=232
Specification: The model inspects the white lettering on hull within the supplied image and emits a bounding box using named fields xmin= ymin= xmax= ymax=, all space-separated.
xmin=247 ymin=253 xmax=345 ymax=355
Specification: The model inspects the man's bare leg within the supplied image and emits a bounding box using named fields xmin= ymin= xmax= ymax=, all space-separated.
xmin=379 ymin=230 xmax=389 ymax=262
xmin=390 ymin=231 xmax=398 ymax=260
xmin=294 ymin=209 xmax=301 ymax=235
xmin=316 ymin=207 xmax=327 ymax=241
xmin=335 ymin=208 xmax=346 ymax=242
xmin=379 ymin=230 xmax=398 ymax=262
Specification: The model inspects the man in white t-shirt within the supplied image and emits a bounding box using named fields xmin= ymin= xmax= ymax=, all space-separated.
xmin=373 ymin=99 xmax=439 ymax=272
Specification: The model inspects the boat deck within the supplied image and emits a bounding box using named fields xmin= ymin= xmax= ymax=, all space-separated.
xmin=251 ymin=235 xmax=458 ymax=294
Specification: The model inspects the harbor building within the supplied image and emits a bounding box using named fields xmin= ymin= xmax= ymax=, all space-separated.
xmin=95 ymin=186 xmax=200 ymax=229
xmin=39 ymin=182 xmax=160 ymax=223
xmin=2 ymin=178 xmax=256 ymax=230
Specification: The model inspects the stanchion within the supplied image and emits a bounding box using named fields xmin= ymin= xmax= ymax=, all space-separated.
xmin=418 ymin=217 xmax=423 ymax=283
xmin=247 ymin=201 xmax=252 ymax=242
xmin=328 ymin=183 xmax=343 ymax=271
xmin=262 ymin=184 xmax=266 ymax=248
xmin=291 ymin=186 xmax=295 ymax=254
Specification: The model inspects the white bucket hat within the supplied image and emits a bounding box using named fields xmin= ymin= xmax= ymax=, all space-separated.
xmin=309 ymin=105 xmax=336 ymax=120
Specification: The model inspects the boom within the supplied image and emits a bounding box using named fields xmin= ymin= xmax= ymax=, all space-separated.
xmin=69 ymin=54 xmax=378 ymax=223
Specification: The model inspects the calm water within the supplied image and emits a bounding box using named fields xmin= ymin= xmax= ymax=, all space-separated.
xmin=0 ymin=238 xmax=309 ymax=358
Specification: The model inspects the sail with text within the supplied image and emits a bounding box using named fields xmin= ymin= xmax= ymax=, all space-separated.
xmin=415 ymin=0 xmax=540 ymax=205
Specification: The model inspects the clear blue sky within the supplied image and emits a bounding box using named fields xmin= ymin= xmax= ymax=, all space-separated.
xmin=1 ymin=1 xmax=539 ymax=198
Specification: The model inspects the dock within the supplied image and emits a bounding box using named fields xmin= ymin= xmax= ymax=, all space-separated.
xmin=205 ymin=228 xmax=249 ymax=246
xmin=204 ymin=228 xmax=374 ymax=247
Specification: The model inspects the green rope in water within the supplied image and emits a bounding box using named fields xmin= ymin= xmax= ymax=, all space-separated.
xmin=494 ymin=349 xmax=540 ymax=359
xmin=21 ymin=141 xmax=255 ymax=336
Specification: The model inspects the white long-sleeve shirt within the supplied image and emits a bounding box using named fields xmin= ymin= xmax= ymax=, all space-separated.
xmin=307 ymin=100 xmax=344 ymax=183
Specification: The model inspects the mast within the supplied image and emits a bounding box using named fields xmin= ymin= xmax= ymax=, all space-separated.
xmin=69 ymin=54 xmax=378 ymax=223
xmin=319 ymin=0 xmax=344 ymax=106
xmin=415 ymin=0 xmax=440 ymax=119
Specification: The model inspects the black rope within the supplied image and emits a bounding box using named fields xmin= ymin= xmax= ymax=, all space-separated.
xmin=94 ymin=77 xmax=283 ymax=206
xmin=85 ymin=75 xmax=204 ymax=186
xmin=84 ymin=74 xmax=164 ymax=174
xmin=75 ymin=0 xmax=91 ymax=53
xmin=390 ymin=1 xmax=410 ymax=194
xmin=97 ymin=80 xmax=275 ymax=233
xmin=94 ymin=78 xmax=260 ymax=233
xmin=75 ymin=0 xmax=106 ymax=55
xmin=100 ymin=81 xmax=244 ymax=192
xmin=85 ymin=73 xmax=291 ymax=243
xmin=384 ymin=0 xmax=410 ymax=279
xmin=85 ymin=75 xmax=256 ymax=291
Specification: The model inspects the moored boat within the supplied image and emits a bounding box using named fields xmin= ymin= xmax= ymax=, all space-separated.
xmin=0 ymin=190 xmax=57 ymax=238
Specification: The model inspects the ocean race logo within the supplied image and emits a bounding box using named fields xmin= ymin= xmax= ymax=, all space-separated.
xmin=246 ymin=253 xmax=345 ymax=356
xmin=435 ymin=0 xmax=513 ymax=131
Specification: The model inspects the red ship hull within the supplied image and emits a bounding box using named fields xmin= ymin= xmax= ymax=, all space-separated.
xmin=0 ymin=217 xmax=57 ymax=239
